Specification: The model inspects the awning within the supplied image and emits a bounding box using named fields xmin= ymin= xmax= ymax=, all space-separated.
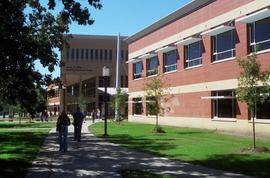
xmin=155 ymin=45 xmax=176 ymax=53
xmin=200 ymin=25 xmax=235 ymax=36
xmin=175 ymin=36 xmax=201 ymax=46
xmin=201 ymin=96 xmax=235 ymax=99
xmin=98 ymin=87 xmax=128 ymax=95
xmin=236 ymin=8 xmax=270 ymax=23
xmin=126 ymin=58 xmax=142 ymax=64
xmin=139 ymin=53 xmax=157 ymax=59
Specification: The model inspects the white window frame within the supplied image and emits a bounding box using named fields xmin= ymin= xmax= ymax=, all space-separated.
xmin=185 ymin=41 xmax=202 ymax=68
xmin=164 ymin=50 xmax=177 ymax=73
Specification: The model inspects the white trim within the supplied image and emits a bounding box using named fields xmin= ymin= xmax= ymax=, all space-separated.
xmin=175 ymin=37 xmax=201 ymax=46
xmin=212 ymin=118 xmax=237 ymax=122
xmin=251 ymin=119 xmax=270 ymax=124
xmin=164 ymin=69 xmax=177 ymax=74
xmin=201 ymin=96 xmax=236 ymax=99
xmin=212 ymin=57 xmax=236 ymax=64
xmin=185 ymin=64 xmax=203 ymax=70
xmin=126 ymin=58 xmax=141 ymax=64
xmin=155 ymin=46 xmax=176 ymax=53
xmin=201 ymin=25 xmax=235 ymax=36
xmin=133 ymin=78 xmax=143 ymax=81
xmin=139 ymin=53 xmax=157 ymax=59
xmin=236 ymin=8 xmax=270 ymax=23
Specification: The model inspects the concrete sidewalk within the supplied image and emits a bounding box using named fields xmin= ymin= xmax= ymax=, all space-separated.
xmin=26 ymin=120 xmax=250 ymax=178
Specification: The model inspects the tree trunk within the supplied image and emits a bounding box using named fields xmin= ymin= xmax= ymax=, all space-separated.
xmin=252 ymin=107 xmax=256 ymax=150
xmin=156 ymin=114 xmax=158 ymax=128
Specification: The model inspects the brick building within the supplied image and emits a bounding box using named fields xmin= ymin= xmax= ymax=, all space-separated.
xmin=60 ymin=35 xmax=128 ymax=115
xmin=126 ymin=0 xmax=270 ymax=136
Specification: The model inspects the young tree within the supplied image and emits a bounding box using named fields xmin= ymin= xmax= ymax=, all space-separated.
xmin=0 ymin=0 xmax=102 ymax=115
xmin=144 ymin=73 xmax=169 ymax=133
xmin=236 ymin=54 xmax=270 ymax=150
xmin=113 ymin=88 xmax=128 ymax=123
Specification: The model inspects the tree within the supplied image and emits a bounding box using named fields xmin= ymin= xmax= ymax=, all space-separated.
xmin=113 ymin=88 xmax=128 ymax=123
xmin=236 ymin=54 xmax=270 ymax=150
xmin=144 ymin=73 xmax=170 ymax=133
xmin=0 ymin=0 xmax=102 ymax=115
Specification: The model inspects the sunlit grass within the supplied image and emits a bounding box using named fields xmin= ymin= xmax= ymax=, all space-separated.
xmin=90 ymin=122 xmax=270 ymax=178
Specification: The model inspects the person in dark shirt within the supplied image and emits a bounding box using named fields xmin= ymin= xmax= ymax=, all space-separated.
xmin=57 ymin=111 xmax=70 ymax=152
xmin=73 ymin=107 xmax=84 ymax=142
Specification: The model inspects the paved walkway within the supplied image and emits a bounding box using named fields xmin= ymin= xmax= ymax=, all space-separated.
xmin=26 ymin=120 xmax=250 ymax=178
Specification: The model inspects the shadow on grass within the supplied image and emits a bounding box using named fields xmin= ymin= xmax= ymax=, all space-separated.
xmin=0 ymin=159 xmax=31 ymax=178
xmin=192 ymin=153 xmax=270 ymax=178
xmin=0 ymin=122 xmax=55 ymax=129
xmin=105 ymin=134 xmax=178 ymax=156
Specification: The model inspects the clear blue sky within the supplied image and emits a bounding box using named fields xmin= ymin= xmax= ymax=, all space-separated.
xmin=36 ymin=0 xmax=192 ymax=78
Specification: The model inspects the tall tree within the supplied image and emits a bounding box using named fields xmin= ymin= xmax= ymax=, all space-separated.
xmin=144 ymin=73 xmax=169 ymax=133
xmin=236 ymin=54 xmax=270 ymax=150
xmin=0 ymin=0 xmax=102 ymax=114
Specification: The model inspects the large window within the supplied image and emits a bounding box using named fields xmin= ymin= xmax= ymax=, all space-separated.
xmin=164 ymin=49 xmax=178 ymax=72
xmin=212 ymin=30 xmax=235 ymax=61
xmin=256 ymin=99 xmax=270 ymax=119
xmin=133 ymin=98 xmax=142 ymax=115
xmin=212 ymin=90 xmax=236 ymax=118
xmin=147 ymin=56 xmax=158 ymax=76
xmin=81 ymin=49 xmax=84 ymax=60
xmin=185 ymin=41 xmax=202 ymax=68
xmin=133 ymin=62 xmax=142 ymax=79
xmin=249 ymin=17 xmax=270 ymax=52
xmin=85 ymin=49 xmax=89 ymax=60
xmin=76 ymin=48 xmax=79 ymax=61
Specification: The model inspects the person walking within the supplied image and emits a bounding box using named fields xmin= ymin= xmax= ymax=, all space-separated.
xmin=73 ymin=107 xmax=84 ymax=142
xmin=91 ymin=109 xmax=96 ymax=123
xmin=56 ymin=111 xmax=70 ymax=152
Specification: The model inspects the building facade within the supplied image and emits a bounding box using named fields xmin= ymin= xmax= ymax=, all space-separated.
xmin=126 ymin=0 xmax=270 ymax=136
xmin=47 ymin=84 xmax=60 ymax=115
xmin=61 ymin=35 xmax=128 ymax=115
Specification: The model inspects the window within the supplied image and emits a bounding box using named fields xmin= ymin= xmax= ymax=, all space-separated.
xmin=185 ymin=41 xmax=202 ymax=68
xmin=125 ymin=50 xmax=128 ymax=61
xmin=133 ymin=98 xmax=142 ymax=115
xmin=133 ymin=62 xmax=142 ymax=79
xmin=76 ymin=48 xmax=79 ymax=61
xmin=256 ymin=99 xmax=270 ymax=119
xmin=71 ymin=48 xmax=75 ymax=60
xmin=212 ymin=30 xmax=235 ymax=61
xmin=212 ymin=90 xmax=236 ymax=118
xmin=104 ymin=49 xmax=108 ymax=60
xmin=146 ymin=97 xmax=156 ymax=116
xmin=90 ymin=49 xmax=93 ymax=60
xmin=249 ymin=17 xmax=270 ymax=52
xmin=121 ymin=50 xmax=124 ymax=60
xmin=121 ymin=75 xmax=124 ymax=88
xmin=147 ymin=56 xmax=158 ymax=76
xmin=66 ymin=47 xmax=70 ymax=61
xmin=109 ymin=50 xmax=112 ymax=60
xmin=100 ymin=49 xmax=103 ymax=60
xmin=125 ymin=76 xmax=128 ymax=87
xmin=81 ymin=48 xmax=84 ymax=60
xmin=164 ymin=49 xmax=178 ymax=72
xmin=82 ymin=78 xmax=96 ymax=97
xmin=85 ymin=49 xmax=89 ymax=60
xmin=95 ymin=49 xmax=98 ymax=60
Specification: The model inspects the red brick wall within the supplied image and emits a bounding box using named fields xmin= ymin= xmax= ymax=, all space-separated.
xmin=129 ymin=0 xmax=254 ymax=53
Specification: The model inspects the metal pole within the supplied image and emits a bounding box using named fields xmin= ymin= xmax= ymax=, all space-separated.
xmin=104 ymin=76 xmax=108 ymax=136
xmin=115 ymin=33 xmax=121 ymax=121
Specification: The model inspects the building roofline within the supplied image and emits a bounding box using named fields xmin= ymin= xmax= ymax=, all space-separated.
xmin=125 ymin=0 xmax=214 ymax=44
xmin=65 ymin=34 xmax=128 ymax=40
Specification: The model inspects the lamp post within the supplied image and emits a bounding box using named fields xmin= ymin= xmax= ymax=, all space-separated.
xmin=102 ymin=66 xmax=110 ymax=136
xmin=60 ymin=82 xmax=66 ymax=113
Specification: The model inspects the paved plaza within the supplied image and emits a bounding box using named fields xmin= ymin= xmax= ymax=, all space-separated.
xmin=26 ymin=120 xmax=250 ymax=178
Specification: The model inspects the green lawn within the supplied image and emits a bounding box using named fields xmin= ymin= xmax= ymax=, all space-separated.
xmin=0 ymin=121 xmax=56 ymax=178
xmin=90 ymin=122 xmax=270 ymax=178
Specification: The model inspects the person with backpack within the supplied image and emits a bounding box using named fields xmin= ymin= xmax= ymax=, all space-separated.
xmin=56 ymin=111 xmax=71 ymax=152
xmin=73 ymin=107 xmax=85 ymax=142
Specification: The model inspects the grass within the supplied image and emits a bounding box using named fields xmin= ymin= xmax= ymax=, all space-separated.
xmin=119 ymin=169 xmax=171 ymax=178
xmin=90 ymin=122 xmax=270 ymax=178
xmin=0 ymin=121 xmax=56 ymax=178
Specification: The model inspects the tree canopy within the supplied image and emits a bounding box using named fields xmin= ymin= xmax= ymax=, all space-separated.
xmin=0 ymin=0 xmax=102 ymax=114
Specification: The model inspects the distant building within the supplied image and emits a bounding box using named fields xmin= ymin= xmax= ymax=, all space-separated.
xmin=60 ymin=34 xmax=128 ymax=116
xmin=47 ymin=84 xmax=60 ymax=116
xmin=126 ymin=0 xmax=270 ymax=136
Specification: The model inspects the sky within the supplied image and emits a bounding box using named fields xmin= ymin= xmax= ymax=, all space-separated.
xmin=35 ymin=0 xmax=192 ymax=78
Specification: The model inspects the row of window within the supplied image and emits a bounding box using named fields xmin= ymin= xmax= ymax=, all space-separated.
xmin=132 ymin=90 xmax=270 ymax=120
xmin=133 ymin=16 xmax=270 ymax=79
xmin=66 ymin=48 xmax=128 ymax=62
